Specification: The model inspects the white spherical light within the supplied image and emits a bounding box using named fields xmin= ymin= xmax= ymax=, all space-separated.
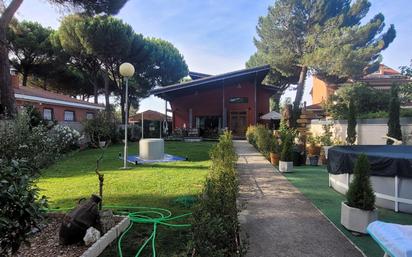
xmin=119 ymin=62 xmax=135 ymax=77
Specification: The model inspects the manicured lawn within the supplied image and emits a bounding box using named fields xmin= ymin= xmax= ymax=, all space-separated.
xmin=37 ymin=141 xmax=215 ymax=257
xmin=284 ymin=166 xmax=412 ymax=257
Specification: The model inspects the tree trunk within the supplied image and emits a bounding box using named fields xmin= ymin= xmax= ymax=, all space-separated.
xmin=22 ymin=71 xmax=28 ymax=87
xmin=93 ymin=79 xmax=98 ymax=104
xmin=0 ymin=0 xmax=24 ymax=118
xmin=291 ymin=66 xmax=308 ymax=127
xmin=0 ymin=27 xmax=17 ymax=117
xmin=103 ymin=72 xmax=110 ymax=111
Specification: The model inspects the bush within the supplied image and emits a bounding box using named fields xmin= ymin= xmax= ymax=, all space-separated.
xmin=254 ymin=125 xmax=273 ymax=156
xmin=387 ymin=86 xmax=402 ymax=144
xmin=346 ymin=99 xmax=357 ymax=145
xmin=280 ymin=133 xmax=293 ymax=162
xmin=346 ymin=154 xmax=375 ymax=210
xmin=191 ymin=131 xmax=243 ymax=256
xmin=245 ymin=125 xmax=257 ymax=146
xmin=50 ymin=125 xmax=80 ymax=153
xmin=83 ymin=111 xmax=118 ymax=146
xmin=0 ymin=113 xmax=49 ymax=255
xmin=319 ymin=125 xmax=333 ymax=146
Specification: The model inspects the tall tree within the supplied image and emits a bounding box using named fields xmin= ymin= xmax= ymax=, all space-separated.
xmin=250 ymin=0 xmax=396 ymax=125
xmin=55 ymin=15 xmax=102 ymax=103
xmin=387 ymin=86 xmax=402 ymax=144
xmin=0 ymin=0 xmax=128 ymax=117
xmin=8 ymin=21 xmax=54 ymax=87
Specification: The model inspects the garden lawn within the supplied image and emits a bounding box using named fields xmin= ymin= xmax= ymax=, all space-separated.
xmin=37 ymin=141 xmax=215 ymax=257
xmin=284 ymin=166 xmax=412 ymax=257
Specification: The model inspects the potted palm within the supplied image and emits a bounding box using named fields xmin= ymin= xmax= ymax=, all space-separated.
xmin=341 ymin=154 xmax=377 ymax=234
xmin=279 ymin=133 xmax=293 ymax=172
xmin=320 ymin=124 xmax=333 ymax=160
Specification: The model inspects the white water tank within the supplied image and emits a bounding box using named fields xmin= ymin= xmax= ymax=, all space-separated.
xmin=139 ymin=139 xmax=164 ymax=160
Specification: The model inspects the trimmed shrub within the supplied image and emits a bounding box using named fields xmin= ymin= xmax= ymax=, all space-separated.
xmin=280 ymin=133 xmax=293 ymax=162
xmin=83 ymin=111 xmax=118 ymax=146
xmin=191 ymin=131 xmax=243 ymax=257
xmin=346 ymin=99 xmax=357 ymax=145
xmin=245 ymin=125 xmax=257 ymax=146
xmin=346 ymin=154 xmax=375 ymax=210
xmin=254 ymin=125 xmax=272 ymax=156
xmin=387 ymin=86 xmax=402 ymax=144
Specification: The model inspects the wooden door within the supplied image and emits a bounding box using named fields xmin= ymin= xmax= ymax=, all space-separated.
xmin=230 ymin=111 xmax=247 ymax=137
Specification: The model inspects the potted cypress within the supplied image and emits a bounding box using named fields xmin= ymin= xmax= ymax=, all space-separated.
xmin=269 ymin=135 xmax=280 ymax=166
xmin=279 ymin=133 xmax=293 ymax=172
xmin=341 ymin=154 xmax=377 ymax=234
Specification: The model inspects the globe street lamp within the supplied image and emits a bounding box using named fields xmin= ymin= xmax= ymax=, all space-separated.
xmin=119 ymin=62 xmax=135 ymax=169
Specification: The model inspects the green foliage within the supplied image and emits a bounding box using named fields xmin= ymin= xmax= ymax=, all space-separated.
xmin=280 ymin=133 xmax=293 ymax=162
xmin=191 ymin=132 xmax=243 ymax=256
xmin=245 ymin=125 xmax=257 ymax=146
xmin=0 ymin=160 xmax=48 ymax=255
xmin=248 ymin=0 xmax=395 ymax=110
xmin=319 ymin=125 xmax=333 ymax=146
xmin=346 ymin=154 xmax=375 ymax=211
xmin=8 ymin=21 xmax=54 ymax=86
xmin=254 ymin=125 xmax=273 ymax=156
xmin=387 ymin=86 xmax=402 ymax=144
xmin=83 ymin=111 xmax=118 ymax=146
xmin=346 ymin=99 xmax=357 ymax=145
xmin=326 ymin=83 xmax=390 ymax=119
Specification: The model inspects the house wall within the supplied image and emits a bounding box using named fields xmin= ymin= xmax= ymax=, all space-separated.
xmin=309 ymin=118 xmax=412 ymax=145
xmin=170 ymin=81 xmax=272 ymax=129
xmin=16 ymin=100 xmax=98 ymax=123
xmin=311 ymin=77 xmax=337 ymax=105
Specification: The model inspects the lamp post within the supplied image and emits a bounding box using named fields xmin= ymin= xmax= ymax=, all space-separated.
xmin=119 ymin=62 xmax=135 ymax=169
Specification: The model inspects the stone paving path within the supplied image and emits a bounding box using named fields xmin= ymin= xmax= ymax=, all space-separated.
xmin=235 ymin=140 xmax=364 ymax=257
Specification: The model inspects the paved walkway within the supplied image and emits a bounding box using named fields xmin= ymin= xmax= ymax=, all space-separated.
xmin=235 ymin=140 xmax=364 ymax=257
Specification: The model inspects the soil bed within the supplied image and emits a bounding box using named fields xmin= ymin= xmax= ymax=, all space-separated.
xmin=15 ymin=213 xmax=122 ymax=257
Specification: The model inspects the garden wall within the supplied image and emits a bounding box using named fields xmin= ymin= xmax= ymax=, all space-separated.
xmin=310 ymin=118 xmax=412 ymax=145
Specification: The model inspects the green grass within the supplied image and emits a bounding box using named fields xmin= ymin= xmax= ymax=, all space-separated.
xmin=284 ymin=166 xmax=412 ymax=257
xmin=37 ymin=141 xmax=215 ymax=257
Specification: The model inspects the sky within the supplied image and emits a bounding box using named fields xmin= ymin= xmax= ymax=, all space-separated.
xmin=15 ymin=0 xmax=412 ymax=113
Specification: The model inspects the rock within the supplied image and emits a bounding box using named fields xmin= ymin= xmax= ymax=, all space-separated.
xmin=83 ymin=227 xmax=101 ymax=246
xmin=99 ymin=209 xmax=115 ymax=234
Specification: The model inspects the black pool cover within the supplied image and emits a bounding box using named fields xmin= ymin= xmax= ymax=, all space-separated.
xmin=327 ymin=145 xmax=412 ymax=178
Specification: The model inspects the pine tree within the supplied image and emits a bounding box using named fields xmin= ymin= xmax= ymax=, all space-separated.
xmin=248 ymin=0 xmax=396 ymax=126
xmin=346 ymin=99 xmax=357 ymax=145
xmin=387 ymin=86 xmax=402 ymax=144
xmin=346 ymin=154 xmax=375 ymax=210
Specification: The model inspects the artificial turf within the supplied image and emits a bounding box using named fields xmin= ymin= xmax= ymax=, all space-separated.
xmin=284 ymin=166 xmax=412 ymax=257
xmin=37 ymin=141 xmax=215 ymax=256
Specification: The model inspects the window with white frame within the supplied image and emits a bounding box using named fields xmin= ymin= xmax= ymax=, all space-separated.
xmin=86 ymin=112 xmax=94 ymax=120
xmin=43 ymin=108 xmax=53 ymax=120
xmin=64 ymin=110 xmax=75 ymax=121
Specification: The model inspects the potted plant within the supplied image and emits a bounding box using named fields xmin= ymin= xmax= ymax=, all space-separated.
xmin=320 ymin=124 xmax=333 ymax=160
xmin=269 ymin=135 xmax=280 ymax=165
xmin=307 ymin=135 xmax=321 ymax=156
xmin=341 ymin=154 xmax=377 ymax=234
xmin=279 ymin=133 xmax=293 ymax=172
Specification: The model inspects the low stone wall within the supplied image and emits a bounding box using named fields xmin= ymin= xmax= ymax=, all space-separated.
xmin=310 ymin=118 xmax=412 ymax=145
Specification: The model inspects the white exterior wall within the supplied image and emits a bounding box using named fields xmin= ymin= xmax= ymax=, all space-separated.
xmin=310 ymin=118 xmax=412 ymax=145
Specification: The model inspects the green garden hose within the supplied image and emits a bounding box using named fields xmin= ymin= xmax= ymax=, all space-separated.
xmin=47 ymin=205 xmax=192 ymax=257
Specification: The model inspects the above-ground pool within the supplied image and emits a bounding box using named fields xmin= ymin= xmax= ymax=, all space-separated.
xmin=327 ymin=145 xmax=412 ymax=214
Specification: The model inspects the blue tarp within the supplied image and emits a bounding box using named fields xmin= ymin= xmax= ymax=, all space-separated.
xmin=327 ymin=145 xmax=412 ymax=178
xmin=125 ymin=154 xmax=186 ymax=164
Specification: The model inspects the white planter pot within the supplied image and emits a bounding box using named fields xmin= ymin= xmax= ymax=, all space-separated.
xmin=323 ymin=146 xmax=333 ymax=159
xmin=340 ymin=202 xmax=377 ymax=234
xmin=99 ymin=141 xmax=106 ymax=148
xmin=279 ymin=161 xmax=293 ymax=173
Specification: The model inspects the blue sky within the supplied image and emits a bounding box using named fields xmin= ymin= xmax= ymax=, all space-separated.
xmin=16 ymin=0 xmax=412 ymax=113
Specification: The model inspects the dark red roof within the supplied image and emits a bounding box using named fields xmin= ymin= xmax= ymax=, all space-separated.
xmin=15 ymin=86 xmax=104 ymax=108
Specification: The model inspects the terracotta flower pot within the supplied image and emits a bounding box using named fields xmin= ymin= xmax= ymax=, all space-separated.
xmin=270 ymin=152 xmax=279 ymax=165
xmin=307 ymin=145 xmax=321 ymax=156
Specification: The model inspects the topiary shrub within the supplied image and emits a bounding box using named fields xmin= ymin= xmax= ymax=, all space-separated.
xmin=346 ymin=154 xmax=375 ymax=210
xmin=254 ymin=125 xmax=272 ymax=156
xmin=346 ymin=99 xmax=357 ymax=145
xmin=280 ymin=133 xmax=293 ymax=162
xmin=245 ymin=125 xmax=257 ymax=146
xmin=191 ymin=131 xmax=243 ymax=257
xmin=387 ymin=86 xmax=402 ymax=144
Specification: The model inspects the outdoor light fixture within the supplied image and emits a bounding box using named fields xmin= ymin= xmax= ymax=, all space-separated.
xmin=120 ymin=62 xmax=135 ymax=169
